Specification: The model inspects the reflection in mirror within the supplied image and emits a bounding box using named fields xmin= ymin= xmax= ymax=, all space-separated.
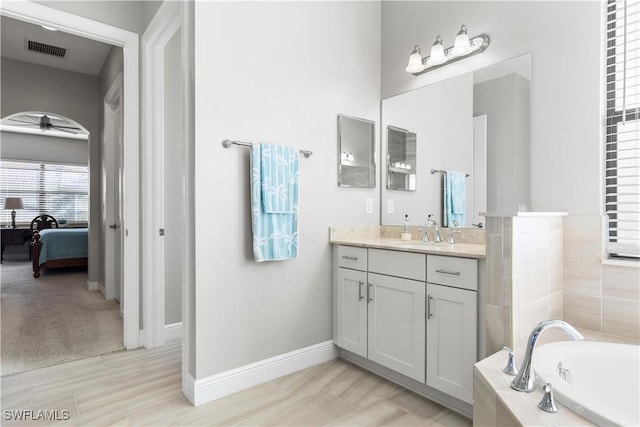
xmin=338 ymin=114 xmax=375 ymax=188
xmin=380 ymin=53 xmax=531 ymax=228
xmin=387 ymin=126 xmax=417 ymax=191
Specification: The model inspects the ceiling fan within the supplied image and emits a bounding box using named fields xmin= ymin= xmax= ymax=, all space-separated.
xmin=8 ymin=113 xmax=82 ymax=134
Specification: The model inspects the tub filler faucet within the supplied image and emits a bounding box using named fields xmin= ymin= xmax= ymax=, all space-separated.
xmin=511 ymin=320 xmax=583 ymax=392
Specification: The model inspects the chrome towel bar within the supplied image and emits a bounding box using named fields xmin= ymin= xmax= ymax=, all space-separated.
xmin=222 ymin=139 xmax=313 ymax=158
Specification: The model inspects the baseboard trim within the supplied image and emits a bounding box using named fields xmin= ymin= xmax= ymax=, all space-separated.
xmin=164 ymin=322 xmax=182 ymax=342
xmin=86 ymin=280 xmax=100 ymax=291
xmin=187 ymin=340 xmax=337 ymax=406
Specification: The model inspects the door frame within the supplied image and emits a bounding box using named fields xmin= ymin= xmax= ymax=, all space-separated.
xmin=141 ymin=1 xmax=182 ymax=348
xmin=0 ymin=1 xmax=141 ymax=349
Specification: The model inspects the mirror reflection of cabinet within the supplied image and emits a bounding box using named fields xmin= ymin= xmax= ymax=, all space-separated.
xmin=338 ymin=114 xmax=376 ymax=188
xmin=387 ymin=126 xmax=417 ymax=191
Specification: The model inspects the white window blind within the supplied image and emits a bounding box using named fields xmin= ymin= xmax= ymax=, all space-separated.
xmin=0 ymin=160 xmax=88 ymax=225
xmin=606 ymin=0 xmax=640 ymax=258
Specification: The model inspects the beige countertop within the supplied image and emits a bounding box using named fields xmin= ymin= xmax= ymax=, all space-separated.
xmin=329 ymin=236 xmax=486 ymax=259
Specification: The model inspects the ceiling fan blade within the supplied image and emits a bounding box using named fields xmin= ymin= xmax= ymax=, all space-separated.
xmin=8 ymin=118 xmax=40 ymax=125
xmin=49 ymin=127 xmax=79 ymax=135
xmin=51 ymin=125 xmax=82 ymax=130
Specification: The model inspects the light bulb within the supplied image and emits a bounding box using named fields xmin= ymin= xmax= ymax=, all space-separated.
xmin=405 ymin=45 xmax=425 ymax=73
xmin=426 ymin=36 xmax=447 ymax=66
xmin=451 ymin=25 xmax=472 ymax=57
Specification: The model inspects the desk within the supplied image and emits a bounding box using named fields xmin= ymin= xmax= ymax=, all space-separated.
xmin=1 ymin=228 xmax=32 ymax=262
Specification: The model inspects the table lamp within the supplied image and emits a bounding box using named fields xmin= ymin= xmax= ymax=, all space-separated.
xmin=4 ymin=197 xmax=24 ymax=228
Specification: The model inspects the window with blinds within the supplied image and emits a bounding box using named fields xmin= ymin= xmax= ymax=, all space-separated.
xmin=606 ymin=0 xmax=640 ymax=258
xmin=0 ymin=160 xmax=88 ymax=225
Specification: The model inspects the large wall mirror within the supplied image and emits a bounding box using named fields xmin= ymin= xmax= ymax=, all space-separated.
xmin=381 ymin=53 xmax=531 ymax=228
xmin=338 ymin=114 xmax=376 ymax=188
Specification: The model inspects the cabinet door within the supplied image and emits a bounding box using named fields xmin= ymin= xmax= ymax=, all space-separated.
xmin=367 ymin=273 xmax=425 ymax=382
xmin=426 ymin=283 xmax=477 ymax=404
xmin=335 ymin=268 xmax=368 ymax=357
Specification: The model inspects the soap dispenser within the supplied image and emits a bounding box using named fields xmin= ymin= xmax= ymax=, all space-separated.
xmin=401 ymin=214 xmax=412 ymax=240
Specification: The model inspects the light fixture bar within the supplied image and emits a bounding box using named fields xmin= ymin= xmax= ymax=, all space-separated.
xmin=409 ymin=33 xmax=490 ymax=76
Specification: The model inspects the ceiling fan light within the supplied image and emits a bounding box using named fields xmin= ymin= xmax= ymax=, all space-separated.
xmin=405 ymin=45 xmax=425 ymax=73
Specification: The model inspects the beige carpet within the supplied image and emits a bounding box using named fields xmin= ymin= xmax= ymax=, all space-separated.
xmin=0 ymin=260 xmax=124 ymax=375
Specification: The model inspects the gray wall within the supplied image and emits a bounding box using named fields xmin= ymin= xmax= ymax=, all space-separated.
xmin=474 ymin=73 xmax=530 ymax=212
xmin=1 ymin=57 xmax=100 ymax=282
xmin=381 ymin=1 xmax=601 ymax=215
xmin=98 ymin=46 xmax=124 ymax=288
xmin=164 ymin=28 xmax=183 ymax=326
xmin=193 ymin=1 xmax=381 ymax=379
xmin=1 ymin=131 xmax=88 ymax=165
xmin=33 ymin=1 xmax=162 ymax=35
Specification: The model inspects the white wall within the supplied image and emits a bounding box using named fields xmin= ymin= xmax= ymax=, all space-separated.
xmin=474 ymin=72 xmax=530 ymax=212
xmin=1 ymin=131 xmax=88 ymax=165
xmin=33 ymin=1 xmax=162 ymax=35
xmin=1 ymin=57 xmax=101 ymax=282
xmin=381 ymin=73 xmax=473 ymax=227
xmin=193 ymin=1 xmax=381 ymax=379
xmin=164 ymin=28 xmax=183 ymax=326
xmin=382 ymin=1 xmax=601 ymax=215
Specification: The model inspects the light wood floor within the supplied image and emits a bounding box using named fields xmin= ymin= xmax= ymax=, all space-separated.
xmin=0 ymin=341 xmax=472 ymax=426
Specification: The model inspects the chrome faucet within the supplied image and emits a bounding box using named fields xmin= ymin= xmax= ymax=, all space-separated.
xmin=447 ymin=220 xmax=461 ymax=244
xmin=425 ymin=214 xmax=441 ymax=243
xmin=511 ymin=320 xmax=583 ymax=392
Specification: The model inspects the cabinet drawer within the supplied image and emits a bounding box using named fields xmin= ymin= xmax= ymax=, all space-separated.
xmin=337 ymin=245 xmax=367 ymax=271
xmin=427 ymin=255 xmax=477 ymax=291
xmin=369 ymin=249 xmax=426 ymax=281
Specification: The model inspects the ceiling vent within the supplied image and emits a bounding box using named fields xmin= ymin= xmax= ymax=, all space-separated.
xmin=27 ymin=40 xmax=67 ymax=58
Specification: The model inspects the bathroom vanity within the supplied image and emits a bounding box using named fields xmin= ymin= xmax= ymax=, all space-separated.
xmin=330 ymin=227 xmax=486 ymax=418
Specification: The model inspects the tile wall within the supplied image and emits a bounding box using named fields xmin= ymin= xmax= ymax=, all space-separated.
xmin=563 ymin=215 xmax=640 ymax=340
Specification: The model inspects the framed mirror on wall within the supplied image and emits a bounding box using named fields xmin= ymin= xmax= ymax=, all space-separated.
xmin=380 ymin=53 xmax=531 ymax=228
xmin=337 ymin=114 xmax=376 ymax=188
xmin=387 ymin=126 xmax=417 ymax=191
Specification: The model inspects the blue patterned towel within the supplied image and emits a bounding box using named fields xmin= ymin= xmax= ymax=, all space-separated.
xmin=250 ymin=143 xmax=299 ymax=262
xmin=444 ymin=170 xmax=466 ymax=227
xmin=260 ymin=144 xmax=299 ymax=213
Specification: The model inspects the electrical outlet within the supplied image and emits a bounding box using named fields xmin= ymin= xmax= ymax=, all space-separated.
xmin=387 ymin=199 xmax=394 ymax=214
xmin=365 ymin=198 xmax=373 ymax=214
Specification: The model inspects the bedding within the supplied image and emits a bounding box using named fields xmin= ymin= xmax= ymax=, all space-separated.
xmin=37 ymin=228 xmax=88 ymax=265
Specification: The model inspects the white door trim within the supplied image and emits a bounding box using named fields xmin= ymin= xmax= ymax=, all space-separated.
xmin=142 ymin=1 xmax=182 ymax=349
xmin=0 ymin=0 xmax=141 ymax=349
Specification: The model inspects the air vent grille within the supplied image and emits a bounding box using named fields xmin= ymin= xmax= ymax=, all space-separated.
xmin=27 ymin=40 xmax=66 ymax=58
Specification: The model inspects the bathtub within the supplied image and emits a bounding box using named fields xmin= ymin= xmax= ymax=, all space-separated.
xmin=533 ymin=341 xmax=640 ymax=426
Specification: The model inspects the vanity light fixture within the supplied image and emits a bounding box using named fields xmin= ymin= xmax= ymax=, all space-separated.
xmin=405 ymin=25 xmax=490 ymax=76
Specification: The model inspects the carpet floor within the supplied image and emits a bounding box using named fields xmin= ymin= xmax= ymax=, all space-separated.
xmin=0 ymin=260 xmax=123 ymax=375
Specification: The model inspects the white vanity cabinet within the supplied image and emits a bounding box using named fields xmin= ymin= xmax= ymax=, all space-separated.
xmin=333 ymin=244 xmax=481 ymax=413
xmin=335 ymin=246 xmax=368 ymax=357
xmin=426 ymin=255 xmax=478 ymax=404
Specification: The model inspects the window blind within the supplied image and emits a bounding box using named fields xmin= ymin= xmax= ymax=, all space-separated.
xmin=0 ymin=160 xmax=89 ymax=225
xmin=606 ymin=0 xmax=640 ymax=258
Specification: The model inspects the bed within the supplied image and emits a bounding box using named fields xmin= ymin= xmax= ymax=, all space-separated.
xmin=31 ymin=228 xmax=88 ymax=278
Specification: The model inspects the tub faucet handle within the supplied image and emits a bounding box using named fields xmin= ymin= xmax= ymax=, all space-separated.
xmin=502 ymin=345 xmax=518 ymax=376
xmin=538 ymin=383 xmax=559 ymax=413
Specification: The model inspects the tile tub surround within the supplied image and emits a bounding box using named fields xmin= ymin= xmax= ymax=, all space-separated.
xmin=564 ymin=214 xmax=640 ymax=341
xmin=473 ymin=328 xmax=638 ymax=427
xmin=329 ymin=226 xmax=486 ymax=259
xmin=483 ymin=212 xmax=567 ymax=355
